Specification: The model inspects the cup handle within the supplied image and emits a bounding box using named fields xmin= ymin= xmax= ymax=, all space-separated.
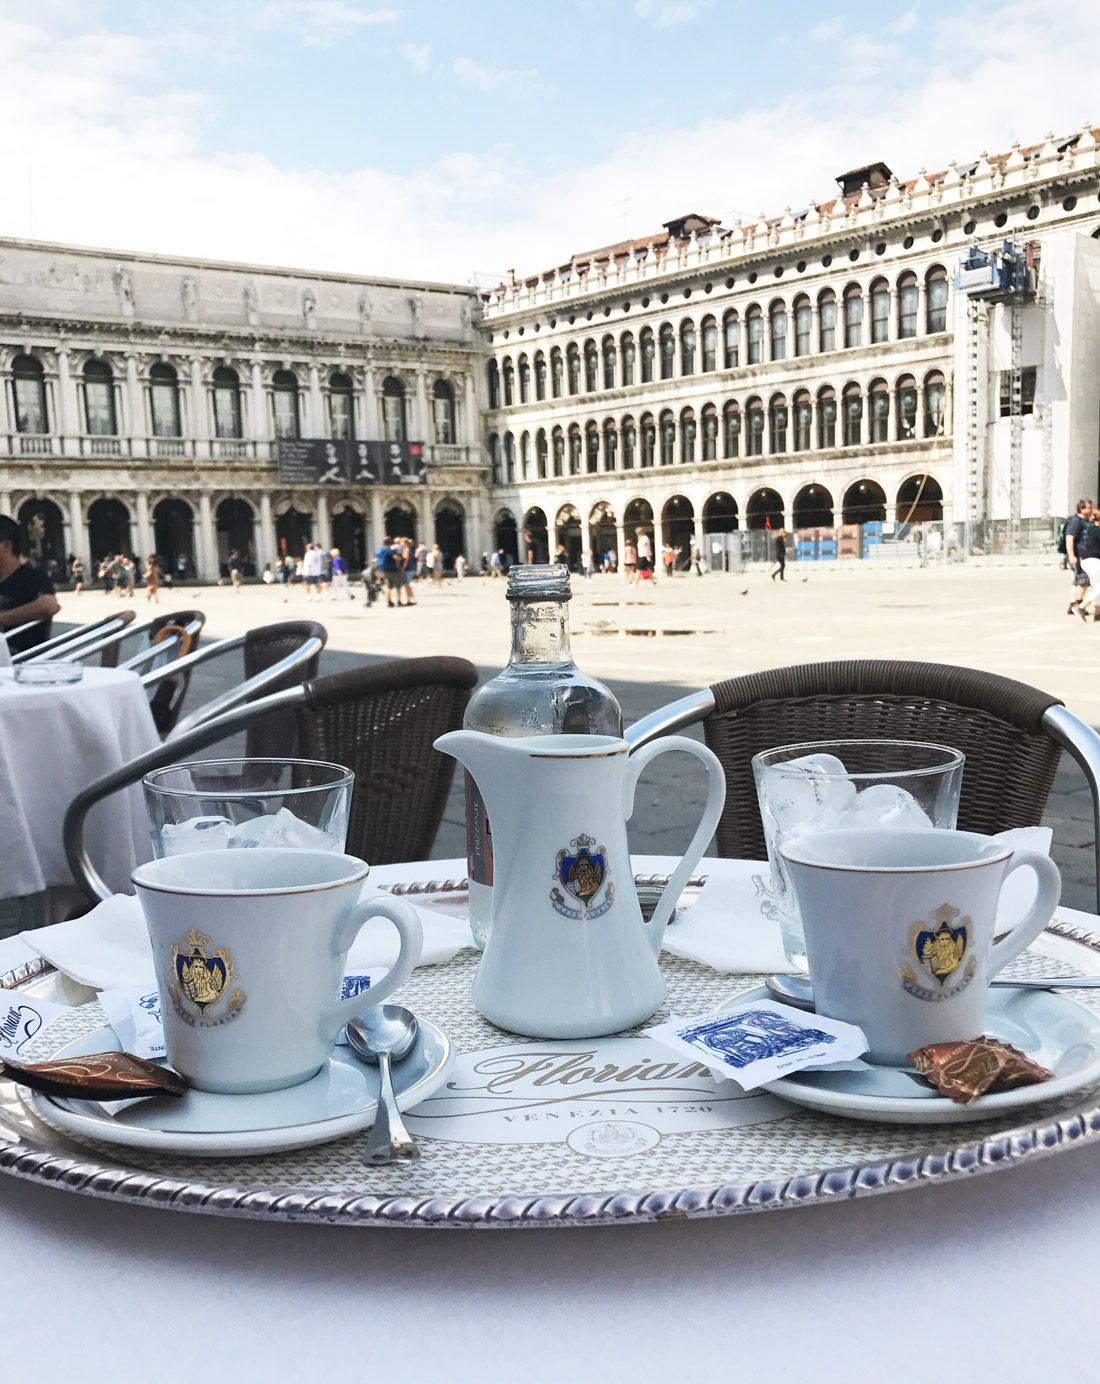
xmin=988 ymin=850 xmax=1062 ymax=975
xmin=325 ymin=896 xmax=424 ymax=1032
xmin=623 ymin=735 xmax=727 ymax=947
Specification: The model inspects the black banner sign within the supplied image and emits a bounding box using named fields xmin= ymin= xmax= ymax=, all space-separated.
xmin=276 ymin=439 xmax=426 ymax=485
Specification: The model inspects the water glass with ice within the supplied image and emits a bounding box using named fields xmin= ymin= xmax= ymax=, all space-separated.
xmin=752 ymin=740 xmax=964 ymax=969
xmin=144 ymin=758 xmax=353 ymax=858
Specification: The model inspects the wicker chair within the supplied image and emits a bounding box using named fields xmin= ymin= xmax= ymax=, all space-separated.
xmin=625 ymin=660 xmax=1100 ymax=910
xmin=64 ymin=655 xmax=479 ymax=903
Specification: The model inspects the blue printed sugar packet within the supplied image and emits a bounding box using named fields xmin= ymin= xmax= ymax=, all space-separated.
xmin=645 ymin=1000 xmax=868 ymax=1091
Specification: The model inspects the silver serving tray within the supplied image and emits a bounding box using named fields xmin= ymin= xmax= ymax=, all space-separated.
xmin=2 ymin=880 xmax=1100 ymax=1230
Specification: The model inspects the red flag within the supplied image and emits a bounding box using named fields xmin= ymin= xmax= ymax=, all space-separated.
xmin=765 ymin=515 xmax=772 ymax=531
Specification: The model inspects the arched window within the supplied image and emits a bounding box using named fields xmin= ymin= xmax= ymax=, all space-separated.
xmin=659 ymin=324 xmax=676 ymax=379
xmin=602 ymin=335 xmax=617 ymax=389
xmin=586 ymin=422 xmax=600 ymax=473
xmin=843 ymin=285 xmax=863 ymax=348
xmin=487 ymin=359 xmax=500 ymax=409
xmin=745 ymin=396 xmax=765 ymax=456
xmin=567 ymin=344 xmax=581 ymax=395
xmin=518 ymin=355 xmax=531 ymax=403
xmin=551 ymin=347 xmax=563 ymax=398
xmin=769 ymin=302 xmax=787 ymax=362
xmin=793 ymin=390 xmax=812 ymax=451
xmin=636 ymin=329 xmax=653 ymax=384
xmin=769 ymin=393 xmax=788 ymax=454
xmin=793 ymin=296 xmax=811 ymax=357
xmin=701 ymin=316 xmax=717 ymax=372
xmin=272 ymin=368 xmax=300 ymax=440
xmin=924 ymin=370 xmax=947 ymax=436
xmin=552 ymin=426 xmax=565 ymax=476
xmin=680 ymin=320 xmax=696 ymax=375
xmin=870 ymin=278 xmax=890 ymax=344
xmin=568 ymin=423 xmax=582 ymax=474
xmin=723 ymin=310 xmax=739 ymax=368
xmin=842 ymin=382 xmax=863 ymax=446
xmin=702 ymin=403 xmax=718 ymax=460
xmin=212 ymin=365 xmax=242 ymax=439
xmin=746 ymin=306 xmax=764 ymax=365
xmin=520 ymin=430 xmax=531 ymax=479
xmin=723 ymin=400 xmax=740 ymax=457
xmin=584 ymin=340 xmax=598 ymax=392
xmin=536 ymin=428 xmax=548 ymax=478
xmin=680 ymin=406 xmax=696 ymax=463
xmin=382 ymin=375 xmax=407 ymax=441
xmin=603 ymin=418 xmax=618 ymax=470
xmin=897 ymin=272 xmax=918 ymax=338
xmin=488 ymin=432 xmax=501 ymax=484
xmin=502 ymin=357 xmax=515 ymax=406
xmin=621 ymin=332 xmax=636 ymax=387
xmin=640 ymin=412 xmax=656 ymax=467
xmin=926 ymin=266 xmax=948 ymax=333
xmin=818 ymin=290 xmax=837 ymax=352
xmin=535 ymin=351 xmax=547 ymax=400
xmin=504 ymin=432 xmax=516 ymax=482
xmin=817 ymin=385 xmax=837 ymax=448
xmin=659 ymin=409 xmax=676 ymax=465
xmin=622 ymin=415 xmax=636 ymax=469
xmin=896 ymin=373 xmax=918 ymax=438
xmin=150 ymin=362 xmax=182 ymax=438
xmin=432 ymin=378 xmax=456 ymax=444
xmin=869 ymin=378 xmax=890 ymax=442
xmin=82 ymin=359 xmax=117 ymax=435
xmin=328 ymin=370 xmax=354 ymax=440
xmin=12 ymin=355 xmax=48 ymax=434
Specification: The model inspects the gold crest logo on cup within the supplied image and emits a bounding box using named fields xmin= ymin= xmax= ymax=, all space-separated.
xmin=168 ymin=928 xmax=247 ymax=1029
xmin=898 ymin=905 xmax=977 ymax=1003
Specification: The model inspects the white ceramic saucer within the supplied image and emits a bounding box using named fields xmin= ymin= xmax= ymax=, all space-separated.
xmin=757 ymin=986 xmax=1100 ymax=1125
xmin=23 ymin=1017 xmax=453 ymax=1156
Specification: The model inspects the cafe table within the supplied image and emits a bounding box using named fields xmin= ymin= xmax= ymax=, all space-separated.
xmin=1 ymin=855 xmax=1099 ymax=1383
xmin=0 ymin=666 xmax=158 ymax=902
xmin=0 ymin=631 xmax=10 ymax=668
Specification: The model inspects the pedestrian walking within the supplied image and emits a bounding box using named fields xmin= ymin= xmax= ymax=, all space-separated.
xmin=623 ymin=539 xmax=637 ymax=584
xmin=1075 ymin=502 xmax=1100 ymax=623
xmin=70 ymin=557 xmax=85 ymax=594
xmin=144 ymin=555 xmax=160 ymax=603
xmin=227 ymin=549 xmax=243 ymax=592
xmin=1064 ymin=500 xmax=1092 ymax=618
xmin=329 ymin=548 xmax=350 ymax=599
xmin=771 ymin=528 xmax=787 ymax=582
xmin=455 ymin=553 xmax=468 ymax=581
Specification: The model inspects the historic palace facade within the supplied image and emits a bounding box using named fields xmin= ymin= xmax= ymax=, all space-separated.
xmin=0 ymin=242 xmax=482 ymax=579
xmin=3 ymin=127 xmax=1100 ymax=577
xmin=481 ymin=128 xmax=1100 ymax=566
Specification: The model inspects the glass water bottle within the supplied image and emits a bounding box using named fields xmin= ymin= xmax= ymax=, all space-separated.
xmin=463 ymin=564 xmax=622 ymax=948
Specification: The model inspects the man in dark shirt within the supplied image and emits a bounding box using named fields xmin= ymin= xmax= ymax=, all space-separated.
xmin=771 ymin=527 xmax=787 ymax=582
xmin=1064 ymin=499 xmax=1092 ymax=619
xmin=0 ymin=515 xmax=60 ymax=655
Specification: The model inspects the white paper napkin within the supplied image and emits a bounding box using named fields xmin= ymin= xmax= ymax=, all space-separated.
xmin=22 ymin=886 xmax=474 ymax=993
xmin=660 ymin=860 xmax=797 ymax=975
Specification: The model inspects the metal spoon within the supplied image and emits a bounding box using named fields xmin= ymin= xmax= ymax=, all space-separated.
xmin=346 ymin=1004 xmax=421 ymax=1166
xmin=765 ymin=972 xmax=1100 ymax=1011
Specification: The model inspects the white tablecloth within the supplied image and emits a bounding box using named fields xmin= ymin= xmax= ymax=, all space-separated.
xmin=1 ymin=857 xmax=1099 ymax=1382
xmin=0 ymin=666 xmax=158 ymax=897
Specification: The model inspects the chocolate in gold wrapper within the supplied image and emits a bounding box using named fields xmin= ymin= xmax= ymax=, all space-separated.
xmin=908 ymin=1037 xmax=1053 ymax=1105
xmin=0 ymin=1051 xmax=189 ymax=1101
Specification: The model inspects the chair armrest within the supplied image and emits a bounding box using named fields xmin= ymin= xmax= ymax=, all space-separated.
xmin=625 ymin=689 xmax=715 ymax=749
xmin=167 ymin=636 xmax=325 ymax=740
xmin=139 ymin=632 xmax=247 ymax=689
xmin=1041 ymin=704 xmax=1100 ymax=916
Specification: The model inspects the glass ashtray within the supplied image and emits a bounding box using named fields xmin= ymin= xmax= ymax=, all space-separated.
xmin=14 ymin=661 xmax=85 ymax=685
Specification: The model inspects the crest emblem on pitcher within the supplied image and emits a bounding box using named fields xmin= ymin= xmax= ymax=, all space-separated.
xmin=551 ymin=834 xmax=616 ymax=920
xmin=168 ymin=929 xmax=247 ymax=1028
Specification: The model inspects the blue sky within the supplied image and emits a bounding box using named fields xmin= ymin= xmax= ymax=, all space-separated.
xmin=0 ymin=0 xmax=1095 ymax=280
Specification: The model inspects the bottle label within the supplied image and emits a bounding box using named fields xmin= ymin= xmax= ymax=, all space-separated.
xmin=465 ymin=772 xmax=493 ymax=887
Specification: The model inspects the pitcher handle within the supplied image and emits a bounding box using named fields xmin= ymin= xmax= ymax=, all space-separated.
xmin=623 ymin=736 xmax=727 ymax=950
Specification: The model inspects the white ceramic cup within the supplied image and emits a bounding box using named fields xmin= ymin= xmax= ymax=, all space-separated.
xmin=780 ymin=828 xmax=1061 ymax=1064
xmin=132 ymin=848 xmax=423 ymax=1094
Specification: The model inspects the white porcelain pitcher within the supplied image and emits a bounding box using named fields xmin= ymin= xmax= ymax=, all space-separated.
xmin=435 ymin=731 xmax=726 ymax=1038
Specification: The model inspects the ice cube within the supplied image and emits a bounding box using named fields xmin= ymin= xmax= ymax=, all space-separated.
xmin=764 ymin=753 xmax=856 ymax=832
xmin=272 ymin=807 xmax=344 ymax=851
xmin=158 ymin=816 xmax=233 ymax=854
xmin=226 ymin=812 xmax=286 ymax=848
xmin=844 ymin=783 xmax=933 ymax=830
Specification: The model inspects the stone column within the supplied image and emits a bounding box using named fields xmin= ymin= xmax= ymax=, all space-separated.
xmin=189 ymin=358 xmax=208 ymax=458
xmin=361 ymin=365 xmax=379 ymax=438
xmin=617 ymin=518 xmax=629 ymax=580
xmin=413 ymin=367 xmax=430 ymax=443
xmin=135 ymin=490 xmax=152 ymax=559
xmin=464 ymin=373 xmax=479 ymax=449
xmin=418 ymin=487 xmax=434 ymax=545
xmin=580 ymin=513 xmax=592 ymax=574
xmin=308 ymin=363 xmax=324 ymax=437
xmin=259 ymin=493 xmax=276 ymax=569
xmin=916 ymin=383 xmax=927 ymax=439
xmin=125 ymin=354 xmax=144 ymax=444
xmin=315 ymin=490 xmax=330 ymax=549
xmin=887 ymin=289 xmax=897 ymax=343
xmin=368 ymin=491 xmax=383 ymax=553
xmin=68 ymin=492 xmax=85 ymax=563
xmin=198 ymin=493 xmax=217 ymax=581
xmin=55 ymin=349 xmax=80 ymax=451
xmin=250 ymin=360 xmax=265 ymax=441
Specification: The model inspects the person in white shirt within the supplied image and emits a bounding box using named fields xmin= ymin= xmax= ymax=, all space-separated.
xmin=302 ymin=543 xmax=325 ymax=600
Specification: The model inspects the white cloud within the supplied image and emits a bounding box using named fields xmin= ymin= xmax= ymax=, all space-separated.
xmin=256 ymin=2 xmax=400 ymax=45
xmin=0 ymin=1 xmax=1096 ymax=284
xmin=452 ymin=56 xmax=543 ymax=96
xmin=398 ymin=42 xmax=431 ymax=71
xmin=634 ymin=0 xmax=714 ymax=28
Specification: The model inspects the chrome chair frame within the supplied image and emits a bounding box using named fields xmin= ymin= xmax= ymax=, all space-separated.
xmin=10 ymin=611 xmax=136 ymax=664
xmin=28 ymin=610 xmax=203 ymax=668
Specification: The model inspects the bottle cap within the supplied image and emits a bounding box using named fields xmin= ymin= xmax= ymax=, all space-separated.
xmin=506 ymin=563 xmax=572 ymax=602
